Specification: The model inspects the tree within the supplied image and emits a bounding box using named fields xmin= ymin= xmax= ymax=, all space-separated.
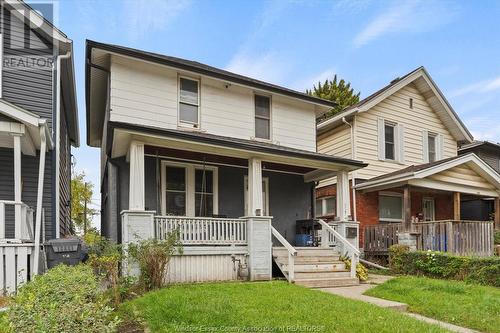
xmin=71 ymin=171 xmax=97 ymax=234
xmin=307 ymin=74 xmax=361 ymax=123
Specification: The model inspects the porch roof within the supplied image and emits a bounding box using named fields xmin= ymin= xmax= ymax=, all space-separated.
xmin=355 ymin=153 xmax=500 ymax=197
xmin=108 ymin=121 xmax=367 ymax=176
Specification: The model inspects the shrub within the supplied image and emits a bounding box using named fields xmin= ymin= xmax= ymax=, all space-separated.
xmin=494 ymin=230 xmax=500 ymax=245
xmin=127 ymin=231 xmax=183 ymax=291
xmin=388 ymin=245 xmax=500 ymax=287
xmin=7 ymin=264 xmax=120 ymax=333
xmin=340 ymin=254 xmax=368 ymax=281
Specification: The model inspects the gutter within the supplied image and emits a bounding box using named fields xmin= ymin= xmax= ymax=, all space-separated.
xmin=55 ymin=52 xmax=72 ymax=238
xmin=33 ymin=122 xmax=47 ymax=275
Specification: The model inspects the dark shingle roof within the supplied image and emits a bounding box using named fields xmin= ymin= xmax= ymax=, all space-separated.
xmin=459 ymin=140 xmax=500 ymax=153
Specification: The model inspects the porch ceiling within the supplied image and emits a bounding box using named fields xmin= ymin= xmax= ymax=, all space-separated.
xmin=108 ymin=122 xmax=367 ymax=176
xmin=356 ymin=153 xmax=500 ymax=197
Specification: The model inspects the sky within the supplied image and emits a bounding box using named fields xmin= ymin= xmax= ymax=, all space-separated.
xmin=53 ymin=0 xmax=500 ymax=227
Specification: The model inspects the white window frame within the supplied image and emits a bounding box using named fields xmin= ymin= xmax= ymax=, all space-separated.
xmin=384 ymin=121 xmax=396 ymax=161
xmin=378 ymin=191 xmax=403 ymax=223
xmin=315 ymin=196 xmax=336 ymax=217
xmin=428 ymin=132 xmax=437 ymax=163
xmin=161 ymin=160 xmax=218 ymax=216
xmin=253 ymin=94 xmax=272 ymax=141
xmin=178 ymin=75 xmax=201 ymax=128
xmin=244 ymin=176 xmax=270 ymax=216
xmin=422 ymin=197 xmax=435 ymax=221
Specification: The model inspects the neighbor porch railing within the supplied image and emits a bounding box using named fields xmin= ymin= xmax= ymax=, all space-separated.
xmin=0 ymin=200 xmax=35 ymax=241
xmin=154 ymin=216 xmax=248 ymax=245
xmin=364 ymin=223 xmax=403 ymax=254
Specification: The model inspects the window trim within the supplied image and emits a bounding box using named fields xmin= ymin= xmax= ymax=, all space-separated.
xmin=422 ymin=197 xmax=435 ymax=221
xmin=427 ymin=132 xmax=437 ymax=163
xmin=253 ymin=93 xmax=272 ymax=141
xmin=315 ymin=196 xmax=336 ymax=217
xmin=378 ymin=191 xmax=403 ymax=223
xmin=178 ymin=75 xmax=201 ymax=128
xmin=161 ymin=160 xmax=218 ymax=216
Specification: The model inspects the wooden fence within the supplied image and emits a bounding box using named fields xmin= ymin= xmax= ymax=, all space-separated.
xmin=0 ymin=244 xmax=34 ymax=295
xmin=364 ymin=220 xmax=494 ymax=257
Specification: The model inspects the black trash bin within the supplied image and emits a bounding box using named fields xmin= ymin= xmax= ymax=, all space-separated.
xmin=44 ymin=238 xmax=87 ymax=269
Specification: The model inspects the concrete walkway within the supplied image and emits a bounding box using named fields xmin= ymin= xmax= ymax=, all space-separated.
xmin=319 ymin=275 xmax=481 ymax=333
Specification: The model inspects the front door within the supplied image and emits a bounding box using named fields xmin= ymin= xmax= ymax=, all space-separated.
xmin=422 ymin=197 xmax=435 ymax=221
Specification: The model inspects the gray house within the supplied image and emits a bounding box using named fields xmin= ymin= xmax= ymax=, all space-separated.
xmin=0 ymin=0 xmax=78 ymax=294
xmin=459 ymin=141 xmax=500 ymax=223
xmin=87 ymin=40 xmax=364 ymax=288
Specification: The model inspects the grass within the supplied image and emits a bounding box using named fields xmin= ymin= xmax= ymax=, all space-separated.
xmin=119 ymin=280 xmax=450 ymax=333
xmin=365 ymin=276 xmax=500 ymax=333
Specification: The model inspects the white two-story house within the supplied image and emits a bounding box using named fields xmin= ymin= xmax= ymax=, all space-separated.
xmin=86 ymin=40 xmax=365 ymax=287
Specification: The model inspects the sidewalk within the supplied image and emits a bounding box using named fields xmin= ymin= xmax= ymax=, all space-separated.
xmin=319 ymin=275 xmax=481 ymax=333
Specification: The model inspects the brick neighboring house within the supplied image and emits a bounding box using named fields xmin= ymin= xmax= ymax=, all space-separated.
xmin=315 ymin=67 xmax=500 ymax=250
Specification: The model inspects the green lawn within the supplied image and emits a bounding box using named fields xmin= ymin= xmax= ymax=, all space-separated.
xmin=365 ymin=276 xmax=500 ymax=333
xmin=119 ymin=281 xmax=450 ymax=333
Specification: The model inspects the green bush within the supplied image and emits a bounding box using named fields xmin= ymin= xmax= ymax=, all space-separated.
xmin=7 ymin=264 xmax=120 ymax=333
xmin=388 ymin=245 xmax=500 ymax=287
xmin=494 ymin=230 xmax=500 ymax=245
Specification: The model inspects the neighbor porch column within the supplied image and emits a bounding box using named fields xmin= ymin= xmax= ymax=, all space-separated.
xmin=248 ymin=158 xmax=263 ymax=216
xmin=403 ymin=185 xmax=411 ymax=231
xmin=336 ymin=170 xmax=351 ymax=221
xmin=495 ymin=197 xmax=500 ymax=229
xmin=453 ymin=192 xmax=461 ymax=221
xmin=12 ymin=133 xmax=22 ymax=239
xmin=128 ymin=141 xmax=145 ymax=210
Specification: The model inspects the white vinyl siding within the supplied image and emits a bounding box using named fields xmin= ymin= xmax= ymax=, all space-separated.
xmin=109 ymin=55 xmax=317 ymax=151
xmin=0 ymin=33 xmax=3 ymax=98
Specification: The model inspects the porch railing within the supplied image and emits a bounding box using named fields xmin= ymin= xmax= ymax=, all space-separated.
xmin=364 ymin=220 xmax=494 ymax=257
xmin=154 ymin=216 xmax=248 ymax=245
xmin=0 ymin=200 xmax=35 ymax=241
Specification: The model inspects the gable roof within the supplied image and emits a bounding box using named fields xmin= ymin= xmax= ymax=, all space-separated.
xmin=355 ymin=153 xmax=500 ymax=196
xmin=317 ymin=66 xmax=473 ymax=143
xmin=459 ymin=140 xmax=500 ymax=154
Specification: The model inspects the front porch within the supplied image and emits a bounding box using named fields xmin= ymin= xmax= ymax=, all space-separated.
xmin=111 ymin=124 xmax=365 ymax=284
xmin=359 ymin=154 xmax=500 ymax=257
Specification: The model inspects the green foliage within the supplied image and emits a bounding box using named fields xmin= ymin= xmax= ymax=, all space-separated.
xmin=306 ymin=74 xmax=360 ymax=122
xmin=494 ymin=230 xmax=500 ymax=245
xmin=71 ymin=171 xmax=97 ymax=233
xmin=127 ymin=231 xmax=183 ymax=291
xmin=119 ymin=281 xmax=448 ymax=333
xmin=388 ymin=245 xmax=500 ymax=287
xmin=366 ymin=276 xmax=500 ymax=333
xmin=7 ymin=264 xmax=120 ymax=333
xmin=339 ymin=254 xmax=368 ymax=281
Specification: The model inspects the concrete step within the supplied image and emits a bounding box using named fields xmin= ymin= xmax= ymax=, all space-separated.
xmin=295 ymin=277 xmax=359 ymax=288
xmin=274 ymin=256 xmax=341 ymax=264
xmin=273 ymin=247 xmax=339 ymax=257
xmin=293 ymin=271 xmax=351 ymax=279
xmin=281 ymin=262 xmax=346 ymax=272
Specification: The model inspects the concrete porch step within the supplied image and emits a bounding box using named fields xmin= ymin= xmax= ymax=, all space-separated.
xmin=293 ymin=271 xmax=351 ymax=279
xmin=280 ymin=262 xmax=346 ymax=272
xmin=274 ymin=256 xmax=341 ymax=264
xmin=273 ymin=247 xmax=340 ymax=257
xmin=295 ymin=277 xmax=359 ymax=288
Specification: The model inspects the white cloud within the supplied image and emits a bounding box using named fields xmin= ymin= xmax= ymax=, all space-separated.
xmin=450 ymin=75 xmax=500 ymax=98
xmin=353 ymin=0 xmax=459 ymax=48
xmin=122 ymin=0 xmax=191 ymax=40
xmin=225 ymin=51 xmax=291 ymax=85
xmin=467 ymin=116 xmax=500 ymax=143
xmin=291 ymin=68 xmax=337 ymax=92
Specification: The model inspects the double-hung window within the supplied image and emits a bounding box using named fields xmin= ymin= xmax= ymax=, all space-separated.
xmin=195 ymin=168 xmax=214 ymax=217
xmin=384 ymin=123 xmax=396 ymax=160
xmin=179 ymin=77 xmax=200 ymax=127
xmin=428 ymin=133 xmax=437 ymax=162
xmin=164 ymin=166 xmax=187 ymax=216
xmin=255 ymin=95 xmax=271 ymax=140
xmin=379 ymin=193 xmax=403 ymax=223
xmin=315 ymin=196 xmax=336 ymax=217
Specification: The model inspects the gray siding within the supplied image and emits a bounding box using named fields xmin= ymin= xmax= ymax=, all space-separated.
xmin=102 ymin=157 xmax=312 ymax=244
xmin=478 ymin=151 xmax=500 ymax=173
xmin=0 ymin=148 xmax=53 ymax=239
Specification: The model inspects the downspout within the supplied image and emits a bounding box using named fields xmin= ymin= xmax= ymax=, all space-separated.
xmin=33 ymin=122 xmax=47 ymax=275
xmin=55 ymin=52 xmax=71 ymax=238
xmin=342 ymin=117 xmax=357 ymax=221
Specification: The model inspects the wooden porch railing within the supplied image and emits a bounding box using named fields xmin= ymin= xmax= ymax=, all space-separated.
xmin=364 ymin=220 xmax=494 ymax=257
xmin=154 ymin=216 xmax=248 ymax=245
xmin=0 ymin=200 xmax=35 ymax=241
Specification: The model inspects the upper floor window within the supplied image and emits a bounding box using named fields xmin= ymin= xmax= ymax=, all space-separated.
xmin=255 ymin=95 xmax=271 ymax=140
xmin=384 ymin=122 xmax=396 ymax=160
xmin=428 ymin=133 xmax=437 ymax=162
xmin=179 ymin=77 xmax=199 ymax=127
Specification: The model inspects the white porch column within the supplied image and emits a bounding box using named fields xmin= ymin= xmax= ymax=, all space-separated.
xmin=248 ymin=158 xmax=263 ymax=216
xmin=336 ymin=170 xmax=351 ymax=221
xmin=12 ymin=133 xmax=22 ymax=239
xmin=128 ymin=141 xmax=145 ymax=211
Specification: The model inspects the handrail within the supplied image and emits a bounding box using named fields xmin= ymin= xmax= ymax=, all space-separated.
xmin=271 ymin=226 xmax=297 ymax=282
xmin=317 ymin=219 xmax=360 ymax=255
xmin=317 ymin=219 xmax=360 ymax=279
